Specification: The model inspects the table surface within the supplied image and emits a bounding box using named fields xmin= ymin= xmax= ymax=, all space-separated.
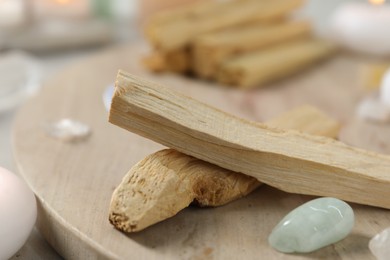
xmin=0 ymin=0 xmax=367 ymax=258
xmin=1 ymin=50 xmax=97 ymax=260
xmin=1 ymin=113 xmax=61 ymax=260
xmin=13 ymin=40 xmax=390 ymax=259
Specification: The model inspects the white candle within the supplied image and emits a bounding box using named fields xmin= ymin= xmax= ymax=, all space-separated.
xmin=330 ymin=0 xmax=390 ymax=56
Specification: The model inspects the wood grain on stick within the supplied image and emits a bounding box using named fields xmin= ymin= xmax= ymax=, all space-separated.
xmin=142 ymin=49 xmax=190 ymax=73
xmin=218 ymin=38 xmax=336 ymax=88
xmin=109 ymin=106 xmax=340 ymax=232
xmin=109 ymin=149 xmax=258 ymax=233
xmin=193 ymin=20 xmax=311 ymax=79
xmin=109 ymin=71 xmax=390 ymax=209
xmin=146 ymin=0 xmax=236 ymax=29
xmin=145 ymin=0 xmax=304 ymax=51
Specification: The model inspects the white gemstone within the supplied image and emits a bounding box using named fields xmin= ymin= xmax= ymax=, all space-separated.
xmin=45 ymin=119 xmax=91 ymax=142
xmin=369 ymin=227 xmax=390 ymax=260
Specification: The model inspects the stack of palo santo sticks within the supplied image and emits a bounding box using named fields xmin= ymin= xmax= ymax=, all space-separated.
xmin=143 ymin=0 xmax=336 ymax=89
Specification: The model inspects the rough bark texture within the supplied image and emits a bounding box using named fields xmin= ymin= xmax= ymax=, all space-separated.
xmin=109 ymin=104 xmax=339 ymax=232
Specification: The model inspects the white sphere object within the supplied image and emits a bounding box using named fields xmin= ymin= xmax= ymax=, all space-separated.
xmin=0 ymin=167 xmax=37 ymax=259
xmin=380 ymin=68 xmax=390 ymax=106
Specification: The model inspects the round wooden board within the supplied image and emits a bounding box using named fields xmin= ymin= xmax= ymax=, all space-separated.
xmin=13 ymin=43 xmax=390 ymax=259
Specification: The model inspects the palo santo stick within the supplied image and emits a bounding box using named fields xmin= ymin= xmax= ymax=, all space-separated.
xmin=193 ymin=20 xmax=311 ymax=79
xmin=110 ymin=72 xmax=390 ymax=209
xmin=109 ymin=149 xmax=259 ymax=233
xmin=142 ymin=52 xmax=166 ymax=72
xmin=218 ymin=38 xmax=336 ymax=88
xmin=267 ymin=105 xmax=340 ymax=137
xmin=146 ymin=0 xmax=285 ymax=31
xmin=109 ymin=106 xmax=339 ymax=232
xmin=142 ymin=49 xmax=190 ymax=73
xmin=146 ymin=0 xmax=304 ymax=51
xmin=146 ymin=0 xmax=235 ymax=28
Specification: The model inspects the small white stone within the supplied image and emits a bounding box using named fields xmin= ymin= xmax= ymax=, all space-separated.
xmin=357 ymin=93 xmax=390 ymax=123
xmin=103 ymin=84 xmax=115 ymax=112
xmin=45 ymin=119 xmax=91 ymax=142
xmin=369 ymin=227 xmax=390 ymax=260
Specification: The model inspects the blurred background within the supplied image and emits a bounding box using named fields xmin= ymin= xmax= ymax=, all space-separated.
xmin=0 ymin=0 xmax=383 ymax=258
xmin=0 ymin=0 xmax=335 ymax=170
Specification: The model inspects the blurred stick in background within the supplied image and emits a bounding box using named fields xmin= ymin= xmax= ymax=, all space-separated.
xmin=218 ymin=39 xmax=336 ymax=88
xmin=139 ymin=0 xmax=203 ymax=26
xmin=192 ymin=20 xmax=311 ymax=79
xmin=144 ymin=0 xmax=303 ymax=51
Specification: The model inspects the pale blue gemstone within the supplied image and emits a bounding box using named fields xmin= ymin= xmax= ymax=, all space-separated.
xmin=268 ymin=197 xmax=354 ymax=253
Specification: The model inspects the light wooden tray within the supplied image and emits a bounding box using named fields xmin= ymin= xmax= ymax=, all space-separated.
xmin=13 ymin=43 xmax=390 ymax=259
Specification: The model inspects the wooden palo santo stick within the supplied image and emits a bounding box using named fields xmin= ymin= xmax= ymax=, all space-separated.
xmin=110 ymin=71 xmax=390 ymax=209
xmin=145 ymin=0 xmax=235 ymax=29
xmin=142 ymin=49 xmax=190 ymax=73
xmin=109 ymin=149 xmax=259 ymax=233
xmin=109 ymin=106 xmax=339 ymax=232
xmin=146 ymin=0 xmax=285 ymax=32
xmin=192 ymin=20 xmax=311 ymax=79
xmin=217 ymin=38 xmax=336 ymax=88
xmin=145 ymin=0 xmax=304 ymax=51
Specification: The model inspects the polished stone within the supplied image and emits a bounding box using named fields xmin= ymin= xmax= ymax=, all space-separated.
xmin=269 ymin=197 xmax=354 ymax=253
xmin=369 ymin=227 xmax=390 ymax=260
xmin=44 ymin=118 xmax=91 ymax=142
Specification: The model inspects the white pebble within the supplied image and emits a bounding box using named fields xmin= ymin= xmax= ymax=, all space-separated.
xmin=369 ymin=227 xmax=390 ymax=260
xmin=44 ymin=118 xmax=91 ymax=142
